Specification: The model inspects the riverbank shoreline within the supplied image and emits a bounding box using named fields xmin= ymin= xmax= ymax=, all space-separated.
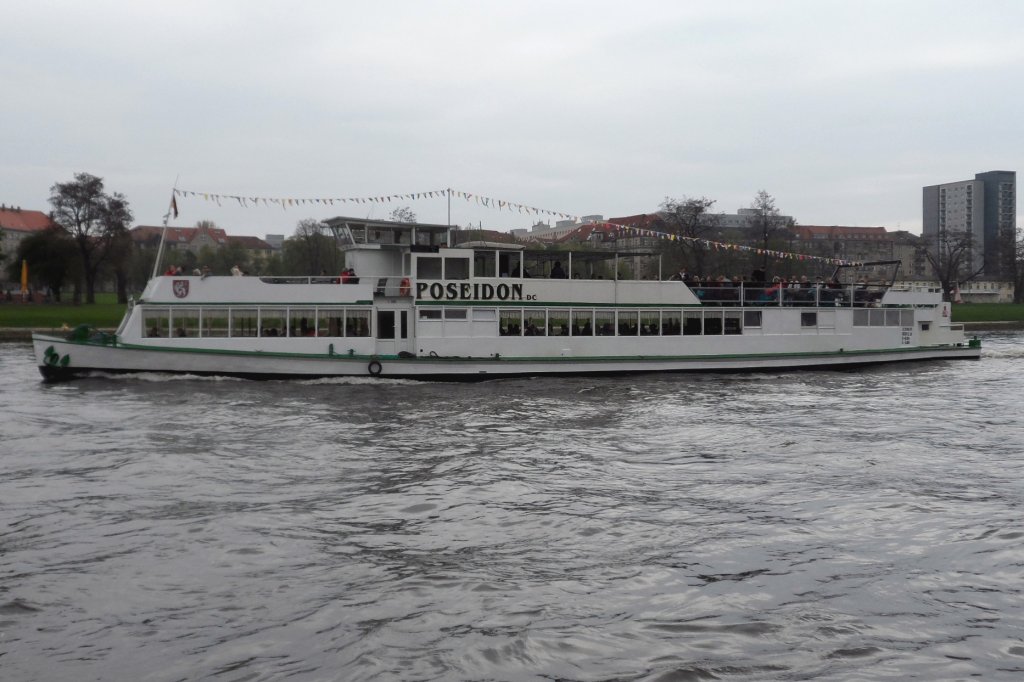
xmin=3 ymin=321 xmax=1022 ymax=343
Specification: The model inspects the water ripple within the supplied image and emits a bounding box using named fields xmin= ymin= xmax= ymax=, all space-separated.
xmin=1 ymin=332 xmax=1023 ymax=680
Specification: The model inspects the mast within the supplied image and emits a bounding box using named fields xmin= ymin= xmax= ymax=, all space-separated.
xmin=151 ymin=182 xmax=179 ymax=279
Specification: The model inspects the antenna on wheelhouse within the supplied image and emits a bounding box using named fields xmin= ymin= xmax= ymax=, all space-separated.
xmin=151 ymin=177 xmax=180 ymax=279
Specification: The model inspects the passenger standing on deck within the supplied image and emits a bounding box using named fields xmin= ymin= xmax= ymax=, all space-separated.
xmin=231 ymin=264 xmax=243 ymax=276
xmin=550 ymin=261 xmax=567 ymax=279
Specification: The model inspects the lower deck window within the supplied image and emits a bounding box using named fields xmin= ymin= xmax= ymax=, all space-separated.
xmin=346 ymin=310 xmax=371 ymax=337
xmin=290 ymin=308 xmax=316 ymax=337
xmin=662 ymin=311 xmax=681 ymax=335
xmin=572 ymin=310 xmax=593 ymax=336
xmin=617 ymin=311 xmax=638 ymax=336
xmin=854 ymin=308 xmax=914 ymax=327
xmin=524 ymin=310 xmax=546 ymax=336
xmin=203 ymin=311 xmax=229 ymax=337
xmin=260 ymin=308 xmax=286 ymax=337
xmin=683 ymin=311 xmax=702 ymax=335
xmin=704 ymin=312 xmax=723 ymax=335
xmin=144 ymin=308 xmax=170 ymax=337
xmin=724 ymin=311 xmax=742 ymax=335
xmin=232 ymin=309 xmax=258 ymax=337
xmin=548 ymin=310 xmax=569 ymax=336
xmin=500 ymin=309 xmax=521 ymax=336
xmin=173 ymin=308 xmax=199 ymax=338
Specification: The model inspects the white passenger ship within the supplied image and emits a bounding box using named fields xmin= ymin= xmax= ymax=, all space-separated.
xmin=32 ymin=217 xmax=980 ymax=380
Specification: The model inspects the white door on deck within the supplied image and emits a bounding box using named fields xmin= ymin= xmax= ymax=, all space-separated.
xmin=375 ymin=309 xmax=412 ymax=357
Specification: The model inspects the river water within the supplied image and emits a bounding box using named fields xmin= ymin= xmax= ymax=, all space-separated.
xmin=1 ymin=332 xmax=1023 ymax=681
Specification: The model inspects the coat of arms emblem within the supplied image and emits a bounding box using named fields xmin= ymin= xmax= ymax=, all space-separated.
xmin=172 ymin=280 xmax=190 ymax=298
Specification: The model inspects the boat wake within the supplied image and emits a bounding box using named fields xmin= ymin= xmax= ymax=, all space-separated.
xmin=86 ymin=371 xmax=247 ymax=383
xmin=981 ymin=346 xmax=1024 ymax=359
xmin=296 ymin=376 xmax=423 ymax=386
xmin=81 ymin=371 xmax=423 ymax=386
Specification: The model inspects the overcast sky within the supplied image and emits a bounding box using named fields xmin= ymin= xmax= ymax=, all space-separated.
xmin=3 ymin=0 xmax=1021 ymax=237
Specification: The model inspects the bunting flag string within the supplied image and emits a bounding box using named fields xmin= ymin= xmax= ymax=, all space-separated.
xmin=172 ymin=187 xmax=862 ymax=267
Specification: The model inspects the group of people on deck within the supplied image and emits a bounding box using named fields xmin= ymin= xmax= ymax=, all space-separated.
xmin=668 ymin=267 xmax=877 ymax=306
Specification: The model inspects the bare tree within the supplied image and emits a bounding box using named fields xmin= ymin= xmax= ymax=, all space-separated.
xmin=1014 ymin=228 xmax=1024 ymax=304
xmin=750 ymin=190 xmax=789 ymax=275
xmin=390 ymin=206 xmax=417 ymax=223
xmin=659 ymin=196 xmax=719 ymax=274
xmin=925 ymin=231 xmax=985 ymax=302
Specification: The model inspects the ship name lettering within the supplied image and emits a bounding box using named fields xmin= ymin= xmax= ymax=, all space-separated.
xmin=416 ymin=282 xmax=524 ymax=301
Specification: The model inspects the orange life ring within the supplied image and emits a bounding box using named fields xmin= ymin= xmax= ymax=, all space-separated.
xmin=399 ymin=277 xmax=411 ymax=296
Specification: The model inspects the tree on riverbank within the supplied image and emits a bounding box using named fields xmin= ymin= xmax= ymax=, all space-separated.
xmin=48 ymin=173 xmax=133 ymax=303
xmin=659 ymin=196 xmax=719 ymax=276
xmin=925 ymin=231 xmax=985 ymax=302
xmin=1015 ymin=228 xmax=1024 ymax=304
xmin=4 ymin=226 xmax=80 ymax=301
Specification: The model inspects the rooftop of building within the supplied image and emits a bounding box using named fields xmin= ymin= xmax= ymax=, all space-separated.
xmin=0 ymin=206 xmax=56 ymax=233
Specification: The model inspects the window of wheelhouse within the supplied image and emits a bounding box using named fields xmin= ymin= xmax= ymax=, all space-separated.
xmin=417 ymin=256 xmax=442 ymax=279
xmin=499 ymin=309 xmax=521 ymax=336
xmin=444 ymin=257 xmax=470 ymax=280
xmin=474 ymin=251 xmax=497 ymax=278
xmin=143 ymin=308 xmax=170 ymax=338
xmin=499 ymin=252 xmax=524 ymax=277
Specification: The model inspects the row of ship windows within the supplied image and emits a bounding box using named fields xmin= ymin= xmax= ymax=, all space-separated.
xmin=143 ymin=307 xmax=372 ymax=338
xmin=139 ymin=306 xmax=914 ymax=339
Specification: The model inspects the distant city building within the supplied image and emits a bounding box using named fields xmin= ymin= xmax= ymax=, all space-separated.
xmin=511 ymin=216 xmax=605 ymax=241
xmin=0 ymin=205 xmax=57 ymax=285
xmin=130 ymin=224 xmax=230 ymax=254
xmin=228 ymin=235 xmax=275 ymax=263
xmin=264 ymin=234 xmax=285 ymax=250
xmin=717 ymin=208 xmax=794 ymax=230
xmin=922 ymin=170 xmax=1016 ymax=278
xmin=791 ymin=225 xmax=926 ymax=278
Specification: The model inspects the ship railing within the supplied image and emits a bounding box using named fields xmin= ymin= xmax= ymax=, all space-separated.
xmin=374 ymin=276 xmax=413 ymax=297
xmin=694 ymin=284 xmax=887 ymax=308
xmin=258 ymin=276 xmax=363 ymax=285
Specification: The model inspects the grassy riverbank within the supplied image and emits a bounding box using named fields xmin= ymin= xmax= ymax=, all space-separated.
xmin=2 ymin=297 xmax=1024 ymax=331
xmin=0 ymin=294 xmax=126 ymax=330
xmin=949 ymin=303 xmax=1024 ymax=323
